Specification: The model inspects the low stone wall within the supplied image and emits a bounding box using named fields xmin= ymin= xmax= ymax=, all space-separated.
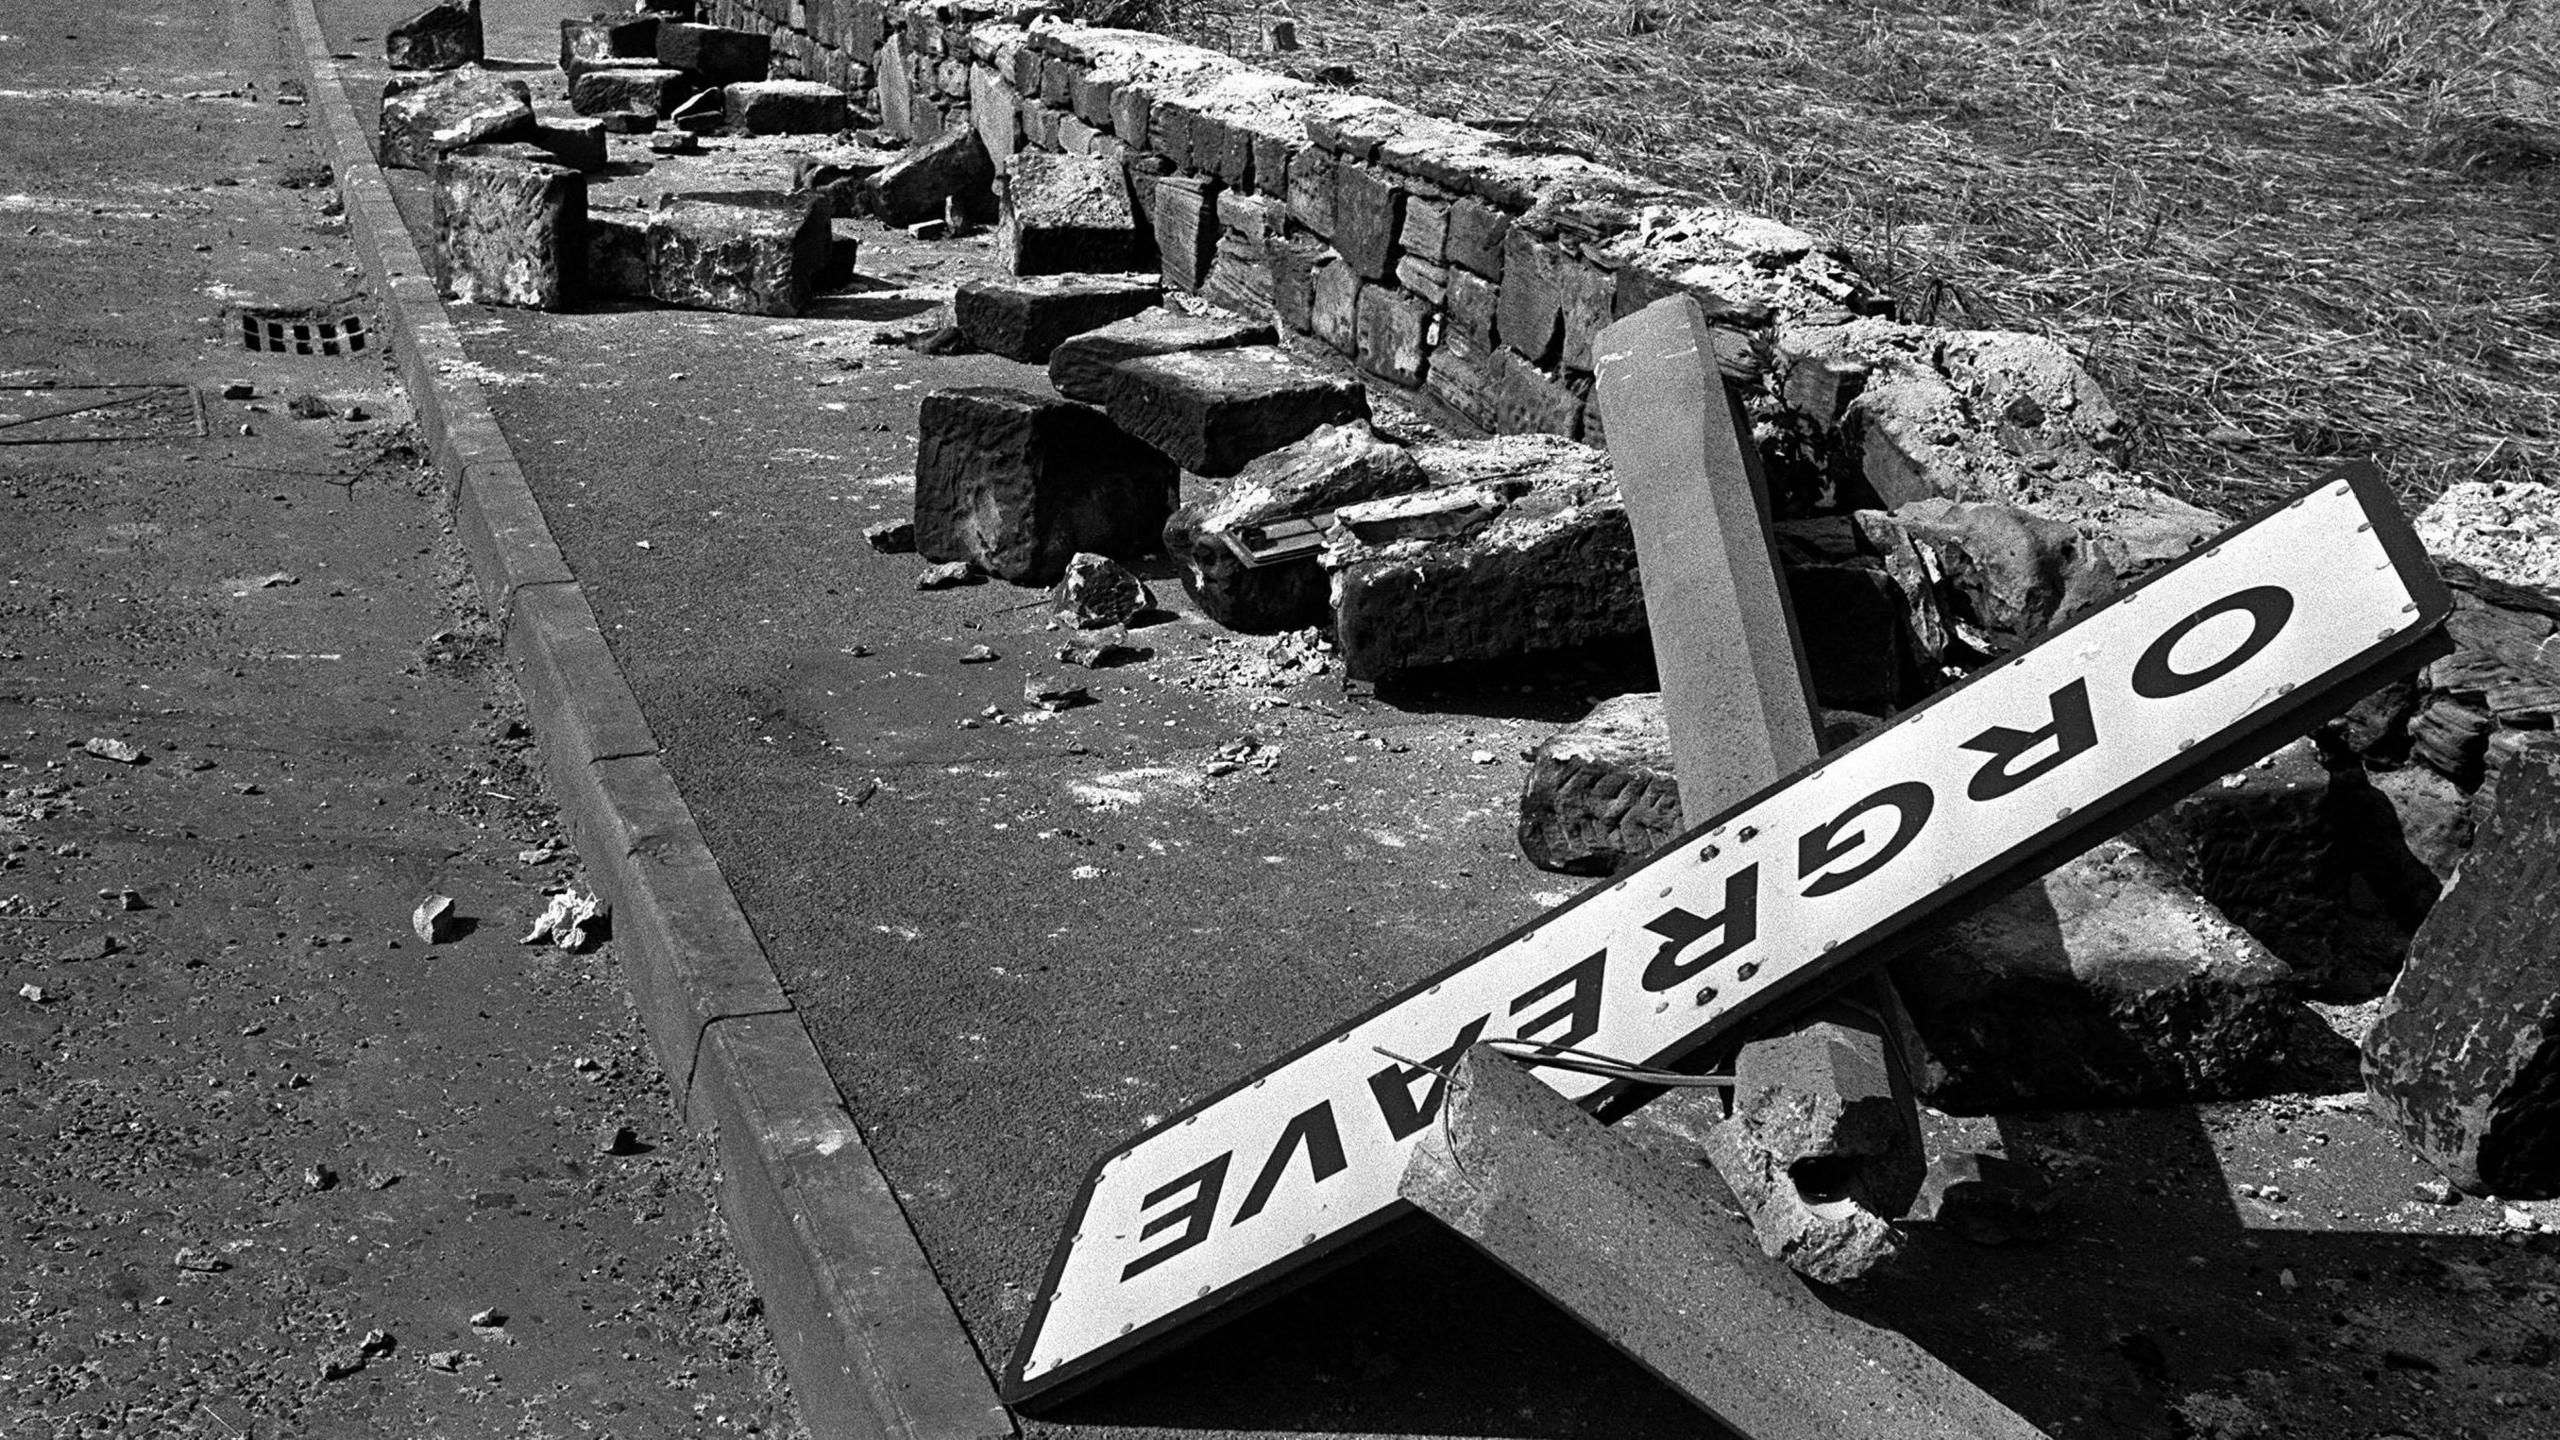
xmin=703 ymin=0 xmax=2204 ymax=541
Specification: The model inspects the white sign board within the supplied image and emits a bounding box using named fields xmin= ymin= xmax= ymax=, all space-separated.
xmin=1006 ymin=465 xmax=2450 ymax=1401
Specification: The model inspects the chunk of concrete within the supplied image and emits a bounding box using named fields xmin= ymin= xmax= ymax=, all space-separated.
xmin=1160 ymin=423 xmax=1426 ymax=633
xmin=913 ymin=387 xmax=1178 ymax=586
xmin=646 ymin=191 xmax=827 ymax=317
xmin=387 ymin=0 xmax=482 ymax=71
xmin=655 ymin=21 xmax=769 ymax=85
xmin=1047 ymin=308 xmax=1275 ymax=405
xmin=1516 ymin=692 xmax=1686 ymax=876
xmin=1889 ymin=840 xmax=2358 ymax=1112
xmin=999 ymin=150 xmax=1139 ymax=277
xmin=568 ymin=66 xmax=690 ymax=119
xmin=1051 ymin=552 xmax=1151 ymax=629
xmin=789 ymin=147 xmax=895 ymax=219
xmin=1855 ymin=499 xmax=2117 ymax=660
xmin=725 ymin=79 xmax=848 ymax=136
xmin=379 ymin=66 xmax=532 ymax=172
xmin=1104 ymin=345 xmax=1368 ymax=477
xmin=863 ymin=124 xmax=994 ymax=226
xmin=950 ymin=274 xmax=1162 ymax=364
xmin=583 ymin=209 xmax=652 ymax=300
xmin=526 ymin=113 xmax=606 ymax=172
xmin=559 ymin=14 xmax=658 ymax=77
xmin=1399 ymin=1046 xmax=2052 ymax=1440
xmin=430 ymin=142 xmax=583 ymax=310
xmin=2366 ymin=750 xmax=2560 ymax=1197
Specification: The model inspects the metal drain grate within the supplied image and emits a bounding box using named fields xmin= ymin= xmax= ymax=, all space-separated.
xmin=231 ymin=305 xmax=370 ymax=356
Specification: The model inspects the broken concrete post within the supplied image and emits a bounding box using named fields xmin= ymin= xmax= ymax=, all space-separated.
xmin=387 ymin=0 xmax=482 ymax=71
xmin=724 ymin=80 xmax=849 ymax=136
xmin=568 ymin=66 xmax=691 ymax=119
xmin=863 ymin=124 xmax=994 ymax=226
xmin=1596 ymin=294 xmax=1924 ymax=1281
xmin=655 ymin=22 xmax=770 ymax=85
xmin=379 ymin=66 xmax=532 ymax=172
xmin=1400 ymin=1046 xmax=2050 ymax=1440
xmin=559 ymin=15 xmax=659 ymax=77
xmin=2366 ymin=749 xmax=2560 ymax=1197
xmin=646 ymin=191 xmax=828 ymax=317
xmin=430 ymin=142 xmax=584 ymax=311
xmin=1047 ymin=308 xmax=1274 ymax=405
xmin=998 ymin=150 xmax=1140 ymax=277
xmin=1104 ymin=345 xmax=1369 ymax=477
xmin=1160 ymin=423 xmax=1427 ymax=632
xmin=913 ymin=387 xmax=1177 ymax=585
xmin=950 ymin=274 xmax=1162 ymax=364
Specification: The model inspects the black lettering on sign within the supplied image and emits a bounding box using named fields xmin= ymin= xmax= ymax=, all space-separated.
xmin=1120 ymin=1153 xmax=1231 ymax=1281
xmin=2133 ymin=585 xmax=2294 ymax=699
xmin=1510 ymin=949 xmax=1606 ymax=1051
xmin=1798 ymin=781 xmax=1935 ymax=899
xmin=1961 ymin=678 xmax=2098 ymax=802
xmin=1638 ymin=866 xmax=1761 ymax=992
xmin=1231 ymin=1102 xmax=1347 ymax=1225
xmin=1367 ymin=1015 xmax=1491 ymax=1140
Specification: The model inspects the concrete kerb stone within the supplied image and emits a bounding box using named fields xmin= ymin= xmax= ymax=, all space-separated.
xmin=285 ymin=5 xmax=1017 ymax=1438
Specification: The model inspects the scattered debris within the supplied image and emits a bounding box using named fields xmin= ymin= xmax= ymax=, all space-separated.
xmin=597 ymin=1121 xmax=649 ymax=1157
xmin=1050 ymin=552 xmax=1150 ymax=629
xmin=915 ymin=560 xmax=979 ymax=590
xmin=520 ymin=888 xmax=608 ymax=952
xmin=1025 ymin=673 xmax=1091 ymax=712
xmin=865 ymin=519 xmax=917 ymax=554
xmin=1055 ymin=627 xmax=1140 ymax=669
xmin=17 ymin=982 xmax=46 ymax=1005
xmin=411 ymin=893 xmax=459 ymax=944
xmin=304 ymin=1163 xmax=337 ymax=1192
xmin=82 ymin=737 xmax=147 ymax=764
xmin=958 ymin=644 xmax=999 ymax=664
xmin=173 ymin=1247 xmax=228 ymax=1273
xmin=468 ymin=1307 xmax=506 ymax=1330
xmin=425 ymin=1349 xmax=466 ymax=1373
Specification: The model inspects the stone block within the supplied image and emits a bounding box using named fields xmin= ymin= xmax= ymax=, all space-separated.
xmin=657 ymin=22 xmax=771 ymax=84
xmin=1516 ymin=692 xmax=1684 ymax=876
xmin=1197 ymin=234 xmax=1277 ymax=320
xmin=559 ymin=15 xmax=659 ymax=76
xmin=647 ymin=191 xmax=827 ymax=317
xmin=724 ymin=79 xmax=848 ymax=135
xmin=584 ymin=209 xmax=653 ymax=300
xmin=951 ymin=273 xmax=1163 ymax=364
xmin=1500 ymin=228 xmax=1615 ymax=372
xmin=1268 ymin=236 xmax=1327 ymax=337
xmin=1215 ymin=188 xmax=1285 ymax=249
xmin=430 ymin=143 xmax=581 ymax=310
xmin=1286 ymin=145 xmax=1337 ymax=238
xmin=1423 ymin=330 xmax=1586 ymax=440
xmin=876 ymin=32 xmax=914 ymax=140
xmin=913 ymin=387 xmax=1178 ymax=586
xmin=2367 ymin=750 xmax=2560 ymax=1195
xmin=1891 ymin=840 xmax=2358 ymax=1112
xmin=1326 ymin=435 xmax=1629 ymax=679
xmin=568 ymin=66 xmax=690 ymax=119
xmin=1150 ymin=175 xmax=1219 ymax=293
xmin=1398 ymin=193 xmax=1448 ymax=263
xmin=1104 ymin=346 xmax=1369 ymax=478
xmin=998 ymin=151 xmax=1138 ymax=277
xmin=526 ymin=113 xmax=606 ymax=172
xmin=862 ymin=123 xmax=993 ymax=225
xmin=1333 ymin=162 xmax=1402 ymax=280
xmin=1392 ymin=254 xmax=1449 ymax=306
xmin=380 ymin=66 xmax=533 ymax=171
xmin=1047 ymin=307 xmax=1275 ymax=404
xmin=969 ymin=63 xmax=1020 ymax=162
xmin=1354 ymin=285 xmax=1432 ymax=388
xmin=1400 ymin=1047 xmax=2051 ymax=1440
xmin=788 ymin=146 xmax=894 ymax=218
xmin=388 ymin=1 xmax=482 ymax=71
xmin=1308 ymin=253 xmax=1362 ymax=359
xmin=1161 ymin=423 xmax=1426 ymax=632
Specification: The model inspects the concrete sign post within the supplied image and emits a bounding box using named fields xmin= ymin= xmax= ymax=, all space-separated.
xmin=1005 ymin=462 xmax=2449 ymax=1403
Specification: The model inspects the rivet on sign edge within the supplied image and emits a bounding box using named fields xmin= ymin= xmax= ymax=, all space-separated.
xmin=2178 ymin=738 xmax=2198 ymax=751
xmin=2057 ymin=805 xmax=2075 ymax=819
xmin=1120 ymin=1323 xmax=1133 ymax=1334
xmin=1695 ymin=986 xmax=1718 ymax=1007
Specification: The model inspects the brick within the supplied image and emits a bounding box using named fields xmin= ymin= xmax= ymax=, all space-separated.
xmin=1401 ymin=1047 xmax=2051 ymax=1440
xmin=998 ymin=150 xmax=1139 ymax=277
xmin=1446 ymin=195 xmax=1508 ymax=279
xmin=381 ymin=66 xmax=534 ymax=171
xmin=657 ymin=21 xmax=772 ymax=84
xmin=388 ymin=1 xmax=482 ymax=71
xmin=913 ymin=387 xmax=1178 ymax=585
xmin=950 ymin=273 xmax=1163 ymax=363
xmin=1332 ymin=162 xmax=1401 ymax=280
xmin=431 ymin=143 xmax=582 ymax=310
xmin=724 ymin=79 xmax=849 ymax=134
xmin=1149 ymin=175 xmax=1219 ymax=292
xmin=1104 ymin=345 xmax=1369 ymax=477
xmin=647 ymin=191 xmax=828 ymax=316
xmin=1354 ymin=285 xmax=1431 ymax=388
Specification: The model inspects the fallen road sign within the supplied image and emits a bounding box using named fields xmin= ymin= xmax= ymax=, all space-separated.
xmin=1005 ymin=463 xmax=2452 ymax=1402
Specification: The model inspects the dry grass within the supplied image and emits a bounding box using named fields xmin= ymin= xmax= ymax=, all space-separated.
xmin=1174 ymin=0 xmax=2560 ymax=518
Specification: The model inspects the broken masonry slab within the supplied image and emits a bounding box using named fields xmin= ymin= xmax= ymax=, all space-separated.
xmin=1400 ymin=1046 xmax=2052 ymax=1440
xmin=526 ymin=113 xmax=606 ymax=172
xmin=431 ymin=142 xmax=584 ymax=311
xmin=1104 ymin=345 xmax=1369 ymax=478
xmin=913 ymin=387 xmax=1177 ymax=586
xmin=999 ymin=150 xmax=1141 ymax=277
xmin=1160 ymin=423 xmax=1426 ymax=633
xmin=559 ymin=14 xmax=659 ymax=77
xmin=789 ymin=147 xmax=896 ymax=219
xmin=568 ymin=66 xmax=691 ymax=119
xmin=379 ymin=66 xmax=532 ymax=172
xmin=950 ymin=273 xmax=1163 ymax=364
xmin=2366 ymin=747 xmax=2560 ymax=1198
xmin=863 ymin=124 xmax=996 ymax=227
xmin=647 ymin=191 xmax=829 ymax=317
xmin=655 ymin=21 xmax=770 ymax=86
xmin=387 ymin=0 xmax=483 ymax=71
xmin=1514 ymin=692 xmax=1689 ymax=877
xmin=583 ymin=209 xmax=653 ymax=300
xmin=1046 ymin=307 xmax=1275 ymax=405
xmin=725 ymin=80 xmax=849 ymax=136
